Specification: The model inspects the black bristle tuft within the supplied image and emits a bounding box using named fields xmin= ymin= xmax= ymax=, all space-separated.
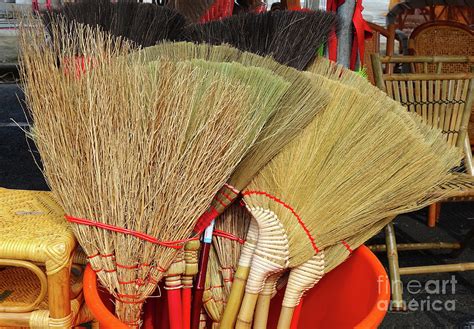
xmin=42 ymin=0 xmax=189 ymax=48
xmin=188 ymin=10 xmax=338 ymax=70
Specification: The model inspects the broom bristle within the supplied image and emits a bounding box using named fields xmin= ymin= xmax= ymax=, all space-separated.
xmin=203 ymin=247 xmax=225 ymax=325
xmin=43 ymin=0 xmax=189 ymax=47
xmin=188 ymin=10 xmax=338 ymax=70
xmin=244 ymin=77 xmax=462 ymax=268
xmin=136 ymin=41 xmax=330 ymax=222
xmin=19 ymin=18 xmax=289 ymax=324
xmin=213 ymin=203 xmax=251 ymax=294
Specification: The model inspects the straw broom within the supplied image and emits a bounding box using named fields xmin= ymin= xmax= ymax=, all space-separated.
xmin=203 ymin=247 xmax=225 ymax=328
xmin=19 ymin=20 xmax=290 ymax=326
xmin=168 ymin=57 xmax=291 ymax=329
xmin=149 ymin=58 xmax=290 ymax=329
xmin=237 ymin=76 xmax=463 ymax=328
xmin=212 ymin=203 xmax=250 ymax=294
xmin=134 ymin=41 xmax=333 ymax=327
xmin=187 ymin=10 xmax=337 ymax=70
xmin=43 ymin=0 xmax=189 ymax=47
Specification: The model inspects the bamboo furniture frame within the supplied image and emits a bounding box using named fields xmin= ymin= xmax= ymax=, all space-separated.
xmin=0 ymin=187 xmax=92 ymax=328
xmin=364 ymin=22 xmax=398 ymax=84
xmin=409 ymin=22 xmax=474 ymax=226
xmin=408 ymin=20 xmax=474 ymax=151
xmin=370 ymin=54 xmax=474 ymax=310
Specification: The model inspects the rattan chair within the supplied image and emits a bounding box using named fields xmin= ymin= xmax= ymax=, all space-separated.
xmin=409 ymin=20 xmax=474 ymax=156
xmin=371 ymin=54 xmax=474 ymax=310
xmin=0 ymin=188 xmax=93 ymax=328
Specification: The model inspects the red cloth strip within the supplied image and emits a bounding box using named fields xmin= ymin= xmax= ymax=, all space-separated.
xmin=242 ymin=190 xmax=319 ymax=253
xmin=213 ymin=229 xmax=245 ymax=245
xmin=66 ymin=215 xmax=198 ymax=249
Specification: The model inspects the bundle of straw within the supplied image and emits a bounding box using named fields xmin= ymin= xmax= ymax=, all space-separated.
xmin=20 ymin=19 xmax=290 ymax=326
xmin=213 ymin=203 xmax=250 ymax=294
xmin=187 ymin=10 xmax=337 ymax=70
xmin=237 ymin=76 xmax=463 ymax=328
xmin=202 ymin=247 xmax=226 ymax=328
xmin=43 ymin=0 xmax=189 ymax=47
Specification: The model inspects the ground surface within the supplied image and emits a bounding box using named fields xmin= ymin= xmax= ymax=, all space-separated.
xmin=1 ymin=83 xmax=473 ymax=328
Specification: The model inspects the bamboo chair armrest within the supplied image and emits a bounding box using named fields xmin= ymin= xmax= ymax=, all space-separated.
xmin=463 ymin=135 xmax=474 ymax=176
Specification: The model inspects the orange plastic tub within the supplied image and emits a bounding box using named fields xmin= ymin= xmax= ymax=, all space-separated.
xmin=267 ymin=245 xmax=390 ymax=329
xmin=83 ymin=245 xmax=389 ymax=328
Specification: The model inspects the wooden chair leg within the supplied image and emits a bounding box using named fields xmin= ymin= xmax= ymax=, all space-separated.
xmin=47 ymin=266 xmax=72 ymax=326
xmin=428 ymin=203 xmax=438 ymax=228
xmin=385 ymin=223 xmax=405 ymax=311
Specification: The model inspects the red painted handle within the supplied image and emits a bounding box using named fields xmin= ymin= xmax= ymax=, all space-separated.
xmin=167 ymin=288 xmax=183 ymax=329
xmin=182 ymin=288 xmax=192 ymax=329
xmin=190 ymin=242 xmax=211 ymax=329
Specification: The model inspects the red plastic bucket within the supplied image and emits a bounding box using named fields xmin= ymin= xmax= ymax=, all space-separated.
xmin=267 ymin=245 xmax=390 ymax=329
xmin=84 ymin=245 xmax=389 ymax=328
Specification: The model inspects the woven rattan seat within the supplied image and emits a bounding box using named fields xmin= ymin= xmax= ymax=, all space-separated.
xmin=0 ymin=188 xmax=75 ymax=274
xmin=0 ymin=188 xmax=93 ymax=328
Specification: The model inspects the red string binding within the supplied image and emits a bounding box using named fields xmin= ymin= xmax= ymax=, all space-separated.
xmin=242 ymin=190 xmax=319 ymax=253
xmin=66 ymin=215 xmax=198 ymax=249
xmin=341 ymin=240 xmax=353 ymax=253
xmin=213 ymin=229 xmax=245 ymax=244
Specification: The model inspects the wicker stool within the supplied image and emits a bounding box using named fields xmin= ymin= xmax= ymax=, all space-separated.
xmin=0 ymin=188 xmax=92 ymax=328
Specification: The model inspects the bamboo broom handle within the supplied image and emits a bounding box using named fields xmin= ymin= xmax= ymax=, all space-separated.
xmin=254 ymin=272 xmax=284 ymax=329
xmin=290 ymin=301 xmax=304 ymax=329
xmin=277 ymin=254 xmax=325 ymax=329
xmin=277 ymin=306 xmax=295 ymax=329
xmin=220 ymin=219 xmax=259 ymax=329
xmin=235 ymin=207 xmax=290 ymax=328
xmin=235 ymin=292 xmax=259 ymax=329
xmin=219 ymin=266 xmax=250 ymax=329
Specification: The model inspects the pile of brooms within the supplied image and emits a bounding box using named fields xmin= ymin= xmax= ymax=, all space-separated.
xmin=19 ymin=5 xmax=473 ymax=329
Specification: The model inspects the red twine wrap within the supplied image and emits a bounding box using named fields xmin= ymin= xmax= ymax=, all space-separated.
xmin=66 ymin=215 xmax=198 ymax=249
xmin=242 ymin=191 xmax=353 ymax=254
xmin=213 ymin=229 xmax=246 ymax=245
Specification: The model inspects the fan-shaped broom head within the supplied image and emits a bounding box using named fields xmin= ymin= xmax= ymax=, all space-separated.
xmin=133 ymin=41 xmax=330 ymax=230
xmin=238 ymin=75 xmax=463 ymax=327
